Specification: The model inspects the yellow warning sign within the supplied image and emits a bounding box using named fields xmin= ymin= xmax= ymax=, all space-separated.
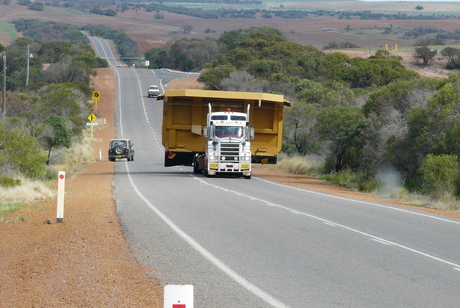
xmin=92 ymin=91 xmax=100 ymax=101
xmin=87 ymin=114 xmax=97 ymax=123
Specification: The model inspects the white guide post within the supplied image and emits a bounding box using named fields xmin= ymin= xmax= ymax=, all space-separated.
xmin=164 ymin=285 xmax=194 ymax=308
xmin=56 ymin=171 xmax=65 ymax=223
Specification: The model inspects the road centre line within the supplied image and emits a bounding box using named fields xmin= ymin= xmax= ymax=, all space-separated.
xmin=193 ymin=175 xmax=460 ymax=271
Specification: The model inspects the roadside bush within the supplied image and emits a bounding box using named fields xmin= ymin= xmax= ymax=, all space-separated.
xmin=0 ymin=123 xmax=48 ymax=178
xmin=0 ymin=177 xmax=21 ymax=188
xmin=324 ymin=171 xmax=379 ymax=193
xmin=418 ymin=154 xmax=459 ymax=200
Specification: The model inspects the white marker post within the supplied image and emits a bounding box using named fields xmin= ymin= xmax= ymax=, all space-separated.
xmin=164 ymin=285 xmax=194 ymax=308
xmin=56 ymin=171 xmax=65 ymax=223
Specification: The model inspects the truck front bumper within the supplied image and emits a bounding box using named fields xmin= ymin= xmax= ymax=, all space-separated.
xmin=209 ymin=162 xmax=250 ymax=173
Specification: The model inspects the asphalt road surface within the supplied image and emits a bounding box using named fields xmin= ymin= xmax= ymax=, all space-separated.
xmin=90 ymin=37 xmax=460 ymax=307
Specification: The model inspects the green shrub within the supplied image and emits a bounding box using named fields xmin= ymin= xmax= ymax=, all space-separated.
xmin=418 ymin=154 xmax=459 ymax=200
xmin=0 ymin=123 xmax=48 ymax=178
xmin=324 ymin=171 xmax=379 ymax=192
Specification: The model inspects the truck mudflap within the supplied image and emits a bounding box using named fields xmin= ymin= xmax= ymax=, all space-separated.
xmin=252 ymin=155 xmax=277 ymax=164
xmin=164 ymin=151 xmax=195 ymax=167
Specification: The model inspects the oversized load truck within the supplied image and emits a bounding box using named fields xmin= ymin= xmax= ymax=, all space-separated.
xmin=157 ymin=89 xmax=290 ymax=179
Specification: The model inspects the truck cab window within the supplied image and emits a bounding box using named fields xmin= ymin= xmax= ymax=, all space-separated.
xmin=215 ymin=126 xmax=242 ymax=138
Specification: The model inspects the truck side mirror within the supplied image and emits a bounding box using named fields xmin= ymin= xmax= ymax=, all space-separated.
xmin=250 ymin=127 xmax=255 ymax=139
xmin=203 ymin=126 xmax=208 ymax=138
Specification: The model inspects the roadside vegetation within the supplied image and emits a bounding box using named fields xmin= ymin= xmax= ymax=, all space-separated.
xmin=0 ymin=20 xmax=109 ymax=222
xmin=146 ymin=27 xmax=460 ymax=211
xmin=3 ymin=4 xmax=460 ymax=215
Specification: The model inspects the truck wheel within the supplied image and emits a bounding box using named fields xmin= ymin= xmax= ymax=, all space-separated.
xmin=193 ymin=162 xmax=201 ymax=174
xmin=109 ymin=157 xmax=115 ymax=162
xmin=131 ymin=155 xmax=134 ymax=161
xmin=243 ymin=175 xmax=251 ymax=179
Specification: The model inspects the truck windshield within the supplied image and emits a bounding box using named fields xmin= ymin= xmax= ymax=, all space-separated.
xmin=215 ymin=126 xmax=243 ymax=138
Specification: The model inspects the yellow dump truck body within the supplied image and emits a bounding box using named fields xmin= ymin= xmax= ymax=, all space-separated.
xmin=157 ymin=89 xmax=290 ymax=165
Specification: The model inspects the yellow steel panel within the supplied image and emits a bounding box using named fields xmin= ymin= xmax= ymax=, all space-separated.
xmin=163 ymin=89 xmax=287 ymax=104
xmin=161 ymin=90 xmax=290 ymax=157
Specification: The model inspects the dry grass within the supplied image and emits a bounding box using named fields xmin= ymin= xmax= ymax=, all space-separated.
xmin=52 ymin=129 xmax=98 ymax=174
xmin=273 ymin=154 xmax=460 ymax=211
xmin=0 ymin=127 xmax=97 ymax=220
xmin=0 ymin=178 xmax=53 ymax=204
xmin=268 ymin=153 xmax=323 ymax=175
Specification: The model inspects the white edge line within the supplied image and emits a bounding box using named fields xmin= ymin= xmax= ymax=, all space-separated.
xmin=193 ymin=176 xmax=460 ymax=271
xmin=255 ymin=177 xmax=460 ymax=225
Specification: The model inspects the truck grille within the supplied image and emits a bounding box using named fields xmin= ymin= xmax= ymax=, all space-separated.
xmin=220 ymin=143 xmax=239 ymax=161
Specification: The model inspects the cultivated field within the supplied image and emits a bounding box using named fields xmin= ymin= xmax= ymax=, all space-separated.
xmin=1 ymin=1 xmax=460 ymax=52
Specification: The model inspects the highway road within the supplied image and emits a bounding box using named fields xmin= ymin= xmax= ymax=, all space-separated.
xmin=90 ymin=37 xmax=460 ymax=307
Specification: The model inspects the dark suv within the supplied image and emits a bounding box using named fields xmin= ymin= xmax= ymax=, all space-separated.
xmin=108 ymin=139 xmax=134 ymax=161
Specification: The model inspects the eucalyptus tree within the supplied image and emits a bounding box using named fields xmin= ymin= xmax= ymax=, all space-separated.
xmin=220 ymin=71 xmax=264 ymax=92
xmin=441 ymin=47 xmax=460 ymax=69
xmin=361 ymin=78 xmax=438 ymax=177
xmin=197 ymin=64 xmax=236 ymax=90
xmin=315 ymin=105 xmax=363 ymax=172
xmin=414 ymin=46 xmax=438 ymax=66
xmin=283 ymin=102 xmax=319 ymax=155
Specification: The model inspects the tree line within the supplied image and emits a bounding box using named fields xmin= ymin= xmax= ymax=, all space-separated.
xmin=7 ymin=1 xmax=460 ymax=21
xmin=145 ymin=27 xmax=460 ymax=207
xmin=13 ymin=19 xmax=142 ymax=67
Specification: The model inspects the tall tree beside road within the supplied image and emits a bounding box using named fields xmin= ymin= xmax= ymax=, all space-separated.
xmin=316 ymin=106 xmax=363 ymax=173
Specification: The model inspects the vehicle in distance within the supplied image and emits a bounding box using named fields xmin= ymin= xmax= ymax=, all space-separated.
xmin=148 ymin=85 xmax=161 ymax=97
xmin=117 ymin=63 xmax=121 ymax=67
xmin=108 ymin=139 xmax=134 ymax=161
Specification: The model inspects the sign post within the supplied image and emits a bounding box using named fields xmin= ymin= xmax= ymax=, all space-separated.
xmin=56 ymin=171 xmax=65 ymax=223
xmin=87 ymin=113 xmax=98 ymax=138
xmin=164 ymin=285 xmax=193 ymax=308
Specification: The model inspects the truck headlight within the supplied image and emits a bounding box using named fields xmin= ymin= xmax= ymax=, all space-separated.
xmin=209 ymin=155 xmax=216 ymax=160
